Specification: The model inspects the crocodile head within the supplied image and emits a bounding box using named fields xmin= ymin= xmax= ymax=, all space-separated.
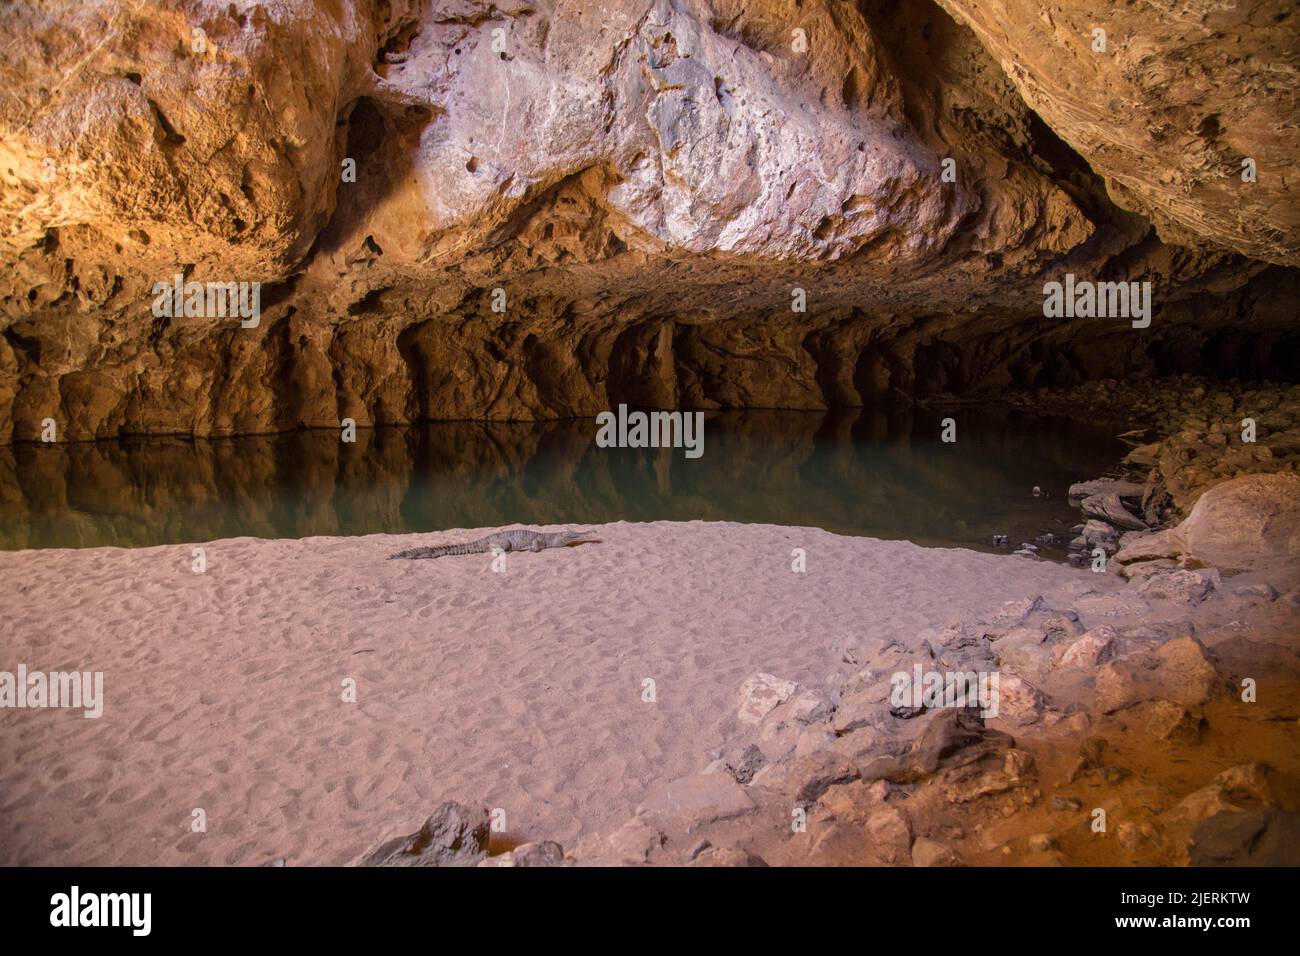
xmin=556 ymin=530 xmax=601 ymax=547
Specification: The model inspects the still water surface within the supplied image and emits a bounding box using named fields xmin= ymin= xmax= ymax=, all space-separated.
xmin=0 ymin=406 xmax=1127 ymax=554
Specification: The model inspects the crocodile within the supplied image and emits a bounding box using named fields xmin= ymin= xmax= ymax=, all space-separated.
xmin=388 ymin=528 xmax=601 ymax=560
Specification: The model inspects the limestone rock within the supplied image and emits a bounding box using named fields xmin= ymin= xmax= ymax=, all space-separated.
xmin=359 ymin=801 xmax=490 ymax=867
xmin=686 ymin=846 xmax=768 ymax=867
xmin=935 ymin=0 xmax=1300 ymax=265
xmin=1189 ymin=811 xmax=1300 ymax=866
xmin=605 ymin=818 xmax=666 ymax=865
xmin=1141 ymin=700 xmax=1205 ymax=746
xmin=1069 ymin=479 xmax=1145 ymax=501
xmin=478 ymin=841 xmax=566 ymax=867
xmin=737 ymin=673 xmax=799 ymax=725
xmin=1081 ymin=493 xmax=1148 ymax=532
xmin=790 ymin=753 xmax=861 ymax=804
xmin=1174 ymin=473 xmax=1300 ymax=572
xmin=636 ymin=772 xmax=756 ymax=833
xmin=1095 ymin=635 xmax=1225 ymax=712
xmin=864 ymin=806 xmax=913 ymax=864
xmin=910 ymin=837 xmax=960 ymax=867
xmin=1055 ymin=626 xmax=1117 ymax=668
xmin=993 ymin=675 xmax=1046 ymax=726
xmin=1137 ymin=568 xmax=1220 ymax=605
xmin=0 ymin=0 xmax=1292 ymax=441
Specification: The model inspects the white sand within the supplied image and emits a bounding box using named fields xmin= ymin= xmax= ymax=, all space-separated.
xmin=0 ymin=521 xmax=1099 ymax=866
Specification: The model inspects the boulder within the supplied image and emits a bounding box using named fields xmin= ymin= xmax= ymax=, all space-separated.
xmin=636 ymin=772 xmax=757 ymax=833
xmin=860 ymin=709 xmax=1013 ymax=784
xmin=1055 ymin=626 xmax=1117 ymax=668
xmin=817 ymin=780 xmax=890 ymax=824
xmin=1141 ymin=700 xmax=1204 ymax=745
xmin=910 ymin=837 xmax=960 ymax=867
xmin=1068 ymin=479 xmax=1145 ymax=501
xmin=1081 ymin=493 xmax=1148 ymax=531
xmin=359 ymin=801 xmax=490 ymax=867
xmin=478 ymin=841 xmax=566 ymax=867
xmin=604 ymin=818 xmax=666 ymax=864
xmin=1094 ymin=636 xmax=1225 ymax=712
xmin=1137 ymin=568 xmax=1220 ymax=604
xmin=864 ymin=807 xmax=914 ymax=864
xmin=1114 ymin=529 xmax=1183 ymax=565
xmin=1082 ymin=520 xmax=1120 ymax=552
xmin=737 ymin=673 xmax=799 ymax=725
xmin=1189 ymin=810 xmax=1300 ymax=866
xmin=993 ymin=675 xmax=1046 ymax=726
xmin=686 ymin=846 xmax=768 ymax=867
xmin=790 ymin=753 xmax=862 ymax=804
xmin=1174 ymin=473 xmax=1300 ymax=571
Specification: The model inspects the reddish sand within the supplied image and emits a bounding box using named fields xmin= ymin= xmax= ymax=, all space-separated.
xmin=0 ymin=521 xmax=1104 ymax=866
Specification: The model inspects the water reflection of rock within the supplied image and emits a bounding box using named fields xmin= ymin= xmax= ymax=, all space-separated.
xmin=0 ymin=408 xmax=1123 ymax=551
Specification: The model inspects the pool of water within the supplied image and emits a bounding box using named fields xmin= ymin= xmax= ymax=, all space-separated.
xmin=0 ymin=406 xmax=1129 ymax=555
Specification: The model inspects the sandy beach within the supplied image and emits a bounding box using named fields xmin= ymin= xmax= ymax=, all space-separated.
xmin=0 ymin=520 xmax=1106 ymax=866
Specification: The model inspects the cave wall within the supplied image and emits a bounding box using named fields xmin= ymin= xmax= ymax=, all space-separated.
xmin=0 ymin=0 xmax=1296 ymax=441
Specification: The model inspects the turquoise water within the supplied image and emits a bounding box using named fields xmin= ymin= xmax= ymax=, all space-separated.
xmin=0 ymin=406 xmax=1127 ymax=554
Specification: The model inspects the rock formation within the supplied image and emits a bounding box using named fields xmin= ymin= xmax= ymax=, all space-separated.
xmin=1 ymin=0 xmax=1297 ymax=441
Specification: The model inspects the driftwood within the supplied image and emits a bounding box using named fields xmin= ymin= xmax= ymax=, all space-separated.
xmin=1081 ymin=492 xmax=1148 ymax=531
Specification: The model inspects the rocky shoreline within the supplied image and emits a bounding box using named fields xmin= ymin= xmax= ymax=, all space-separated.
xmin=362 ymin=523 xmax=1300 ymax=866
xmin=1005 ymin=376 xmax=1300 ymax=512
xmin=356 ymin=504 xmax=1299 ymax=867
xmin=351 ymin=381 xmax=1300 ymax=868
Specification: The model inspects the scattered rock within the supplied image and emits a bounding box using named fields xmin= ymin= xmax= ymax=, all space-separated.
xmin=725 ymin=744 xmax=765 ymax=785
xmin=605 ymin=818 xmax=666 ymax=864
xmin=1189 ymin=810 xmax=1300 ymax=866
xmin=1055 ymin=626 xmax=1117 ymax=667
xmin=994 ymin=674 xmax=1046 ymax=725
xmin=1070 ymin=479 xmax=1146 ymax=501
xmin=861 ymin=709 xmax=1014 ymax=784
xmin=686 ymin=846 xmax=768 ymax=867
xmin=1229 ymin=582 xmax=1279 ymax=602
xmin=1028 ymin=833 xmax=1057 ymax=852
xmin=817 ymin=779 xmax=889 ymax=824
xmin=685 ymin=839 xmax=711 ymax=861
xmin=1141 ymin=700 xmax=1205 ymax=745
xmin=864 ymin=806 xmax=913 ymax=864
xmin=1004 ymin=749 xmax=1037 ymax=780
xmin=1176 ymin=473 xmax=1300 ymax=571
xmin=1114 ymin=528 xmax=1183 ymax=564
xmin=737 ymin=673 xmax=799 ymax=725
xmin=637 ymin=772 xmax=757 ymax=833
xmin=832 ymin=686 xmax=889 ymax=735
xmin=787 ymin=690 xmax=835 ymax=724
xmin=1082 ymin=520 xmax=1120 ymax=553
xmin=1094 ymin=635 xmax=1225 ymax=712
xmin=910 ymin=837 xmax=960 ymax=867
xmin=944 ymin=769 xmax=1015 ymax=803
xmin=359 ymin=801 xmax=490 ymax=867
xmin=1137 ymin=568 xmax=1220 ymax=604
xmin=791 ymin=753 xmax=861 ymax=804
xmin=1121 ymin=558 xmax=1180 ymax=582
xmin=478 ymin=841 xmax=566 ymax=867
xmin=1081 ymin=492 xmax=1148 ymax=531
xmin=1116 ymin=821 xmax=1159 ymax=852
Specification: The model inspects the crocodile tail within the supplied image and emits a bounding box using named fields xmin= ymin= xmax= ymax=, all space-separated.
xmin=388 ymin=545 xmax=448 ymax=560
